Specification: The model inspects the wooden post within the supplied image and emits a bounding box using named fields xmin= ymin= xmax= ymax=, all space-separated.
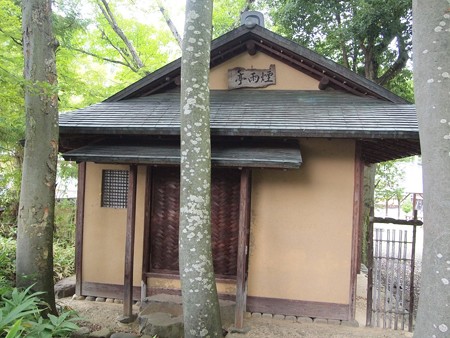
xmin=408 ymin=210 xmax=418 ymax=332
xmin=75 ymin=162 xmax=86 ymax=296
xmin=235 ymin=168 xmax=251 ymax=329
xmin=366 ymin=207 xmax=374 ymax=327
xmin=141 ymin=167 xmax=152 ymax=301
xmin=123 ymin=165 xmax=138 ymax=319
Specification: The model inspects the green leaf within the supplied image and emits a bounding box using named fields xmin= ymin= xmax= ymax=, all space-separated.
xmin=5 ymin=319 xmax=23 ymax=338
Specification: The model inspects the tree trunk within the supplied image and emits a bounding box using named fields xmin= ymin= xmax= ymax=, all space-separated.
xmin=412 ymin=1 xmax=450 ymax=336
xmin=16 ymin=0 xmax=58 ymax=314
xmin=361 ymin=164 xmax=376 ymax=266
xmin=179 ymin=0 xmax=223 ymax=337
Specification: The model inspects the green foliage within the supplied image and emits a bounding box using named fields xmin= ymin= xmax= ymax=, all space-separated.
xmin=0 ymin=199 xmax=76 ymax=287
xmin=54 ymin=199 xmax=76 ymax=244
xmin=401 ymin=199 xmax=413 ymax=214
xmin=0 ymin=285 xmax=79 ymax=337
xmin=54 ymin=0 xmax=175 ymax=99
xmin=375 ymin=158 xmax=413 ymax=205
xmin=53 ymin=241 xmax=75 ymax=283
xmin=212 ymin=0 xmax=249 ymax=37
xmin=0 ymin=0 xmax=25 ymax=225
xmin=384 ymin=68 xmax=414 ymax=103
xmin=258 ymin=0 xmax=413 ymax=95
xmin=0 ymin=237 xmax=16 ymax=287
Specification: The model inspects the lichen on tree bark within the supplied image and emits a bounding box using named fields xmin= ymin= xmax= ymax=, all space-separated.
xmin=412 ymin=0 xmax=450 ymax=336
xmin=179 ymin=0 xmax=223 ymax=337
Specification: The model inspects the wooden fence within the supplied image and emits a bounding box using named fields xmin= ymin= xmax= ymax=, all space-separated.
xmin=366 ymin=209 xmax=422 ymax=332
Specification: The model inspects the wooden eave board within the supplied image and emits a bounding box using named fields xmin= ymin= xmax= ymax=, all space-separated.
xmin=62 ymin=142 xmax=302 ymax=169
xmin=106 ymin=25 xmax=407 ymax=103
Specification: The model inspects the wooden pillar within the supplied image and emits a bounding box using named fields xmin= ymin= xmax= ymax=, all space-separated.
xmin=141 ymin=167 xmax=152 ymax=301
xmin=235 ymin=168 xmax=251 ymax=329
xmin=75 ymin=162 xmax=86 ymax=296
xmin=123 ymin=165 xmax=138 ymax=318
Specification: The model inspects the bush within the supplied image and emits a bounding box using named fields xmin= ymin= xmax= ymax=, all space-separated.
xmin=53 ymin=241 xmax=75 ymax=282
xmin=0 ymin=198 xmax=77 ymax=286
xmin=0 ymin=237 xmax=16 ymax=287
xmin=54 ymin=199 xmax=76 ymax=245
xmin=0 ymin=285 xmax=79 ymax=337
xmin=53 ymin=198 xmax=76 ymax=282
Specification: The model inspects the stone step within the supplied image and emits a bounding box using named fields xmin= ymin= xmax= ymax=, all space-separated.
xmin=140 ymin=294 xmax=235 ymax=326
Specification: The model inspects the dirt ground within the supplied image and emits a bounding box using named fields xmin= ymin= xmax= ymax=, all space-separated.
xmin=57 ymin=297 xmax=413 ymax=338
xmin=57 ymin=274 xmax=413 ymax=337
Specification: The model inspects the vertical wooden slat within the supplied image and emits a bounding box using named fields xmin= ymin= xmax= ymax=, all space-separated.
xmin=349 ymin=143 xmax=363 ymax=320
xmin=123 ymin=165 xmax=138 ymax=318
xmin=389 ymin=231 xmax=396 ymax=328
xmin=235 ymin=168 xmax=251 ymax=329
xmin=383 ymin=230 xmax=391 ymax=329
xmin=375 ymin=228 xmax=382 ymax=327
xmin=394 ymin=230 xmax=403 ymax=330
xmin=401 ymin=230 xmax=408 ymax=330
xmin=141 ymin=167 xmax=152 ymax=301
xmin=408 ymin=210 xmax=418 ymax=332
xmin=75 ymin=162 xmax=86 ymax=296
xmin=366 ymin=207 xmax=374 ymax=326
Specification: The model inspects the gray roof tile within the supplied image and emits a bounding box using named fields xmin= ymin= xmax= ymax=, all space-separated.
xmin=60 ymin=90 xmax=418 ymax=139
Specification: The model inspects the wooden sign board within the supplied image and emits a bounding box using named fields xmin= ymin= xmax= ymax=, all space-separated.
xmin=228 ymin=64 xmax=276 ymax=89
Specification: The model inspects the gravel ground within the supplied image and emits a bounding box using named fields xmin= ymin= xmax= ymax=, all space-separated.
xmin=56 ymin=273 xmax=415 ymax=337
xmin=58 ymin=294 xmax=413 ymax=337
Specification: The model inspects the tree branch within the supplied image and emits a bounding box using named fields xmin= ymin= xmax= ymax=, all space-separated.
xmin=155 ymin=0 xmax=182 ymax=47
xmin=97 ymin=27 xmax=135 ymax=68
xmin=376 ymin=35 xmax=409 ymax=86
xmin=0 ymin=27 xmax=22 ymax=46
xmin=64 ymin=45 xmax=138 ymax=71
xmin=96 ymin=0 xmax=145 ymax=69
xmin=335 ymin=10 xmax=350 ymax=69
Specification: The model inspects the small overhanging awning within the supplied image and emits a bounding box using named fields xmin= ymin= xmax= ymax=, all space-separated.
xmin=62 ymin=141 xmax=302 ymax=169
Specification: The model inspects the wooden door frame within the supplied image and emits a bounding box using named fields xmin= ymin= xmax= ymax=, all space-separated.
xmin=140 ymin=166 xmax=252 ymax=328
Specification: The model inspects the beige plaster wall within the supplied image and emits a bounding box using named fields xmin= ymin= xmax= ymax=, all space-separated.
xmin=82 ymin=139 xmax=356 ymax=305
xmin=247 ymin=139 xmax=356 ymax=304
xmin=82 ymin=163 xmax=146 ymax=286
xmin=209 ymin=52 xmax=320 ymax=90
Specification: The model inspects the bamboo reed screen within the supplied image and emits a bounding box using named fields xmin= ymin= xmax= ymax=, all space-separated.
xmin=149 ymin=168 xmax=240 ymax=277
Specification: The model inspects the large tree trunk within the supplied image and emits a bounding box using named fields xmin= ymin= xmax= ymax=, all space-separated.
xmin=361 ymin=164 xmax=376 ymax=267
xmin=16 ymin=0 xmax=58 ymax=314
xmin=412 ymin=0 xmax=450 ymax=336
xmin=179 ymin=0 xmax=223 ymax=337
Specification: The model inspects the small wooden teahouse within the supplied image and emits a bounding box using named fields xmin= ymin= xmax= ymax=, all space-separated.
xmin=59 ymin=12 xmax=420 ymax=326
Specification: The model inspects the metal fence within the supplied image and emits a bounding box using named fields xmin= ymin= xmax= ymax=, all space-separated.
xmin=366 ymin=210 xmax=422 ymax=332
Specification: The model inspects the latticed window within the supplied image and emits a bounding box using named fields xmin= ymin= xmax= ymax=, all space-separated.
xmin=101 ymin=170 xmax=129 ymax=208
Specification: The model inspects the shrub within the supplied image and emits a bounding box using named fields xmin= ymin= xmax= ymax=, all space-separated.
xmin=53 ymin=240 xmax=75 ymax=282
xmin=0 ymin=237 xmax=16 ymax=287
xmin=54 ymin=199 xmax=76 ymax=245
xmin=0 ymin=285 xmax=79 ymax=337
